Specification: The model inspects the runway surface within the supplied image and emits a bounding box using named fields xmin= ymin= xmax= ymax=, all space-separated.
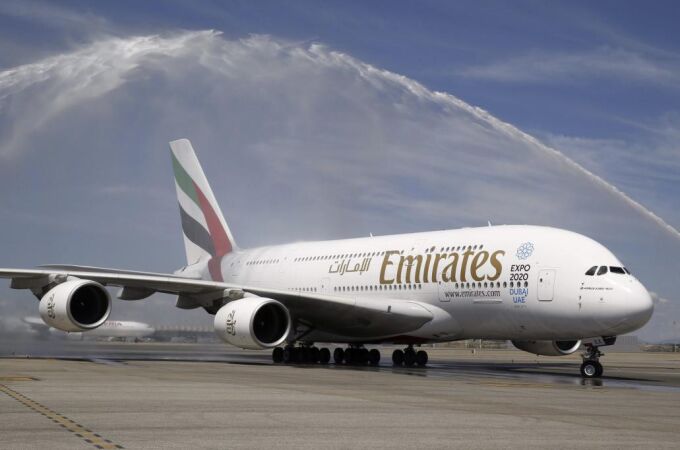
xmin=1 ymin=339 xmax=679 ymax=449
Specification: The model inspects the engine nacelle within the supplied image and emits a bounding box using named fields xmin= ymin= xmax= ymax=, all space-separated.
xmin=214 ymin=297 xmax=290 ymax=350
xmin=39 ymin=279 xmax=111 ymax=332
xmin=511 ymin=339 xmax=582 ymax=356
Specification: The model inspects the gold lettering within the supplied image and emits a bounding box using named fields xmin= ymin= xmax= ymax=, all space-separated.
xmin=487 ymin=250 xmax=505 ymax=281
xmin=423 ymin=253 xmax=431 ymax=283
xmin=460 ymin=249 xmax=475 ymax=282
xmin=431 ymin=253 xmax=447 ymax=282
xmin=380 ymin=250 xmax=400 ymax=284
xmin=471 ymin=251 xmax=489 ymax=281
xmin=398 ymin=254 xmax=422 ymax=283
xmin=441 ymin=252 xmax=459 ymax=282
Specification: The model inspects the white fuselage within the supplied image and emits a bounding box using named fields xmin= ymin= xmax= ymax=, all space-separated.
xmin=25 ymin=318 xmax=155 ymax=339
xmin=215 ymin=225 xmax=653 ymax=344
xmin=86 ymin=321 xmax=155 ymax=338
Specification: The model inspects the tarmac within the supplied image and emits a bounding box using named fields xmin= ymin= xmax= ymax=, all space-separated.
xmin=1 ymin=340 xmax=679 ymax=449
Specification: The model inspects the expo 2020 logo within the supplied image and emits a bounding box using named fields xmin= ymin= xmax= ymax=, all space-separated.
xmin=516 ymin=242 xmax=534 ymax=260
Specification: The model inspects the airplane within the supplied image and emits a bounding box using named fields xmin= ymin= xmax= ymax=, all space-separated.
xmin=0 ymin=139 xmax=653 ymax=378
xmin=22 ymin=316 xmax=154 ymax=340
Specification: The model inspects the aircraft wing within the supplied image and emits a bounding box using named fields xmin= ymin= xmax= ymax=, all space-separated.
xmin=0 ymin=267 xmax=433 ymax=338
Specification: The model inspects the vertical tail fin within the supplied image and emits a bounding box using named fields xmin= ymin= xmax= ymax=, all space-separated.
xmin=169 ymin=139 xmax=237 ymax=281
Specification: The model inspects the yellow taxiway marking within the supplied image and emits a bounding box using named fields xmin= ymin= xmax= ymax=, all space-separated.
xmin=0 ymin=384 xmax=124 ymax=449
xmin=0 ymin=376 xmax=38 ymax=382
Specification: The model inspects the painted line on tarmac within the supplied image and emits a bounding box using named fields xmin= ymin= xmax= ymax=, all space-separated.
xmin=0 ymin=384 xmax=124 ymax=449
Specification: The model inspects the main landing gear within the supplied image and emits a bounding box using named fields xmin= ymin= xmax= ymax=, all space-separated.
xmin=272 ymin=345 xmax=380 ymax=366
xmin=392 ymin=345 xmax=428 ymax=367
xmin=580 ymin=344 xmax=604 ymax=378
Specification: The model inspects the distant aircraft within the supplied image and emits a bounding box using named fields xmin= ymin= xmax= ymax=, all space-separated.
xmin=0 ymin=139 xmax=653 ymax=378
xmin=22 ymin=316 xmax=154 ymax=339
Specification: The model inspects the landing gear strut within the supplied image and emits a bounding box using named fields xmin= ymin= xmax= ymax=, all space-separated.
xmin=580 ymin=345 xmax=604 ymax=378
xmin=392 ymin=345 xmax=428 ymax=367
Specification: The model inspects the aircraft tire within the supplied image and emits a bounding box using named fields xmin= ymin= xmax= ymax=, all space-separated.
xmin=404 ymin=349 xmax=416 ymax=367
xmin=272 ymin=347 xmax=284 ymax=363
xmin=344 ymin=348 xmax=354 ymax=364
xmin=283 ymin=346 xmax=294 ymax=364
xmin=319 ymin=348 xmax=331 ymax=364
xmin=333 ymin=347 xmax=345 ymax=364
xmin=416 ymin=350 xmax=428 ymax=367
xmin=310 ymin=346 xmax=321 ymax=363
xmin=392 ymin=349 xmax=404 ymax=365
xmin=360 ymin=348 xmax=369 ymax=365
xmin=580 ymin=360 xmax=602 ymax=378
xmin=368 ymin=349 xmax=381 ymax=365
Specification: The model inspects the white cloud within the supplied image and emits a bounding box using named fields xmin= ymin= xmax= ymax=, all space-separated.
xmin=458 ymin=47 xmax=680 ymax=86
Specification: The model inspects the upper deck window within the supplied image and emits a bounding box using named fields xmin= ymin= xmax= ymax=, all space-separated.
xmin=585 ymin=266 xmax=597 ymax=276
xmin=609 ymin=266 xmax=626 ymax=274
xmin=597 ymin=266 xmax=608 ymax=276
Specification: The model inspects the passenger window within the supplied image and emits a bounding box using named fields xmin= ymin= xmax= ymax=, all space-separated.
xmin=610 ymin=266 xmax=625 ymax=274
xmin=597 ymin=266 xmax=608 ymax=276
xmin=585 ymin=266 xmax=597 ymax=276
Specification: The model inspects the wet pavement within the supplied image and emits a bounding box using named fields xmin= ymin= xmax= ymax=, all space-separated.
xmin=1 ymin=340 xmax=680 ymax=448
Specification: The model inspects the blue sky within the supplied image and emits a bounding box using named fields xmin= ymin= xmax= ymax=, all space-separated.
xmin=0 ymin=1 xmax=678 ymax=340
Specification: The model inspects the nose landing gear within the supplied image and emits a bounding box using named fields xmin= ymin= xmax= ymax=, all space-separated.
xmin=580 ymin=345 xmax=604 ymax=378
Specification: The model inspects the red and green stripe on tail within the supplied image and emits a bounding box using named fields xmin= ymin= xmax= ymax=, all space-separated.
xmin=170 ymin=140 xmax=235 ymax=281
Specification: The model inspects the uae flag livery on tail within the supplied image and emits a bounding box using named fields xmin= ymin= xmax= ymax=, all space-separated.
xmin=170 ymin=139 xmax=237 ymax=281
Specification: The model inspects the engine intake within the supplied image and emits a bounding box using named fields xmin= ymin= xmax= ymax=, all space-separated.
xmin=39 ymin=279 xmax=111 ymax=332
xmin=511 ymin=339 xmax=582 ymax=356
xmin=214 ymin=297 xmax=290 ymax=350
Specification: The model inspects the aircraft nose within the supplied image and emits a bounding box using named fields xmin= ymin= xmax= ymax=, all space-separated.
xmin=624 ymin=280 xmax=654 ymax=329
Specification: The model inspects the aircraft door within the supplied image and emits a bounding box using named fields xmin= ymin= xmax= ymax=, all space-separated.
xmin=537 ymin=269 xmax=555 ymax=301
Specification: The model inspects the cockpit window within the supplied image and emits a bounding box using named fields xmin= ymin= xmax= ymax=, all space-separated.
xmin=610 ymin=266 xmax=626 ymax=274
xmin=596 ymin=266 xmax=608 ymax=276
xmin=585 ymin=266 xmax=597 ymax=276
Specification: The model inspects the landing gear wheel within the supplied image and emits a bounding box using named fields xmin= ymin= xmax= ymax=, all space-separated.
xmin=580 ymin=344 xmax=605 ymax=378
xmin=298 ymin=347 xmax=310 ymax=364
xmin=272 ymin=347 xmax=284 ymax=363
xmin=404 ymin=349 xmax=416 ymax=367
xmin=283 ymin=346 xmax=295 ymax=364
xmin=416 ymin=350 xmax=428 ymax=367
xmin=344 ymin=348 xmax=354 ymax=365
xmin=319 ymin=348 xmax=331 ymax=364
xmin=310 ymin=347 xmax=320 ymax=364
xmin=580 ymin=360 xmax=602 ymax=378
xmin=392 ymin=349 xmax=404 ymax=365
xmin=359 ymin=348 xmax=369 ymax=365
xmin=368 ymin=349 xmax=381 ymax=365
xmin=333 ymin=348 xmax=344 ymax=364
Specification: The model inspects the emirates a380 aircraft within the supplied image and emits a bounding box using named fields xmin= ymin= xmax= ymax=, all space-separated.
xmin=1 ymin=139 xmax=653 ymax=378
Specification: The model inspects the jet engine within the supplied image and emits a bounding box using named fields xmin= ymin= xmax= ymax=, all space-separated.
xmin=511 ymin=339 xmax=582 ymax=356
xmin=214 ymin=297 xmax=291 ymax=350
xmin=38 ymin=279 xmax=111 ymax=332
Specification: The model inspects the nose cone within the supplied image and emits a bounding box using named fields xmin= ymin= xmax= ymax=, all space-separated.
xmin=621 ymin=280 xmax=654 ymax=331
